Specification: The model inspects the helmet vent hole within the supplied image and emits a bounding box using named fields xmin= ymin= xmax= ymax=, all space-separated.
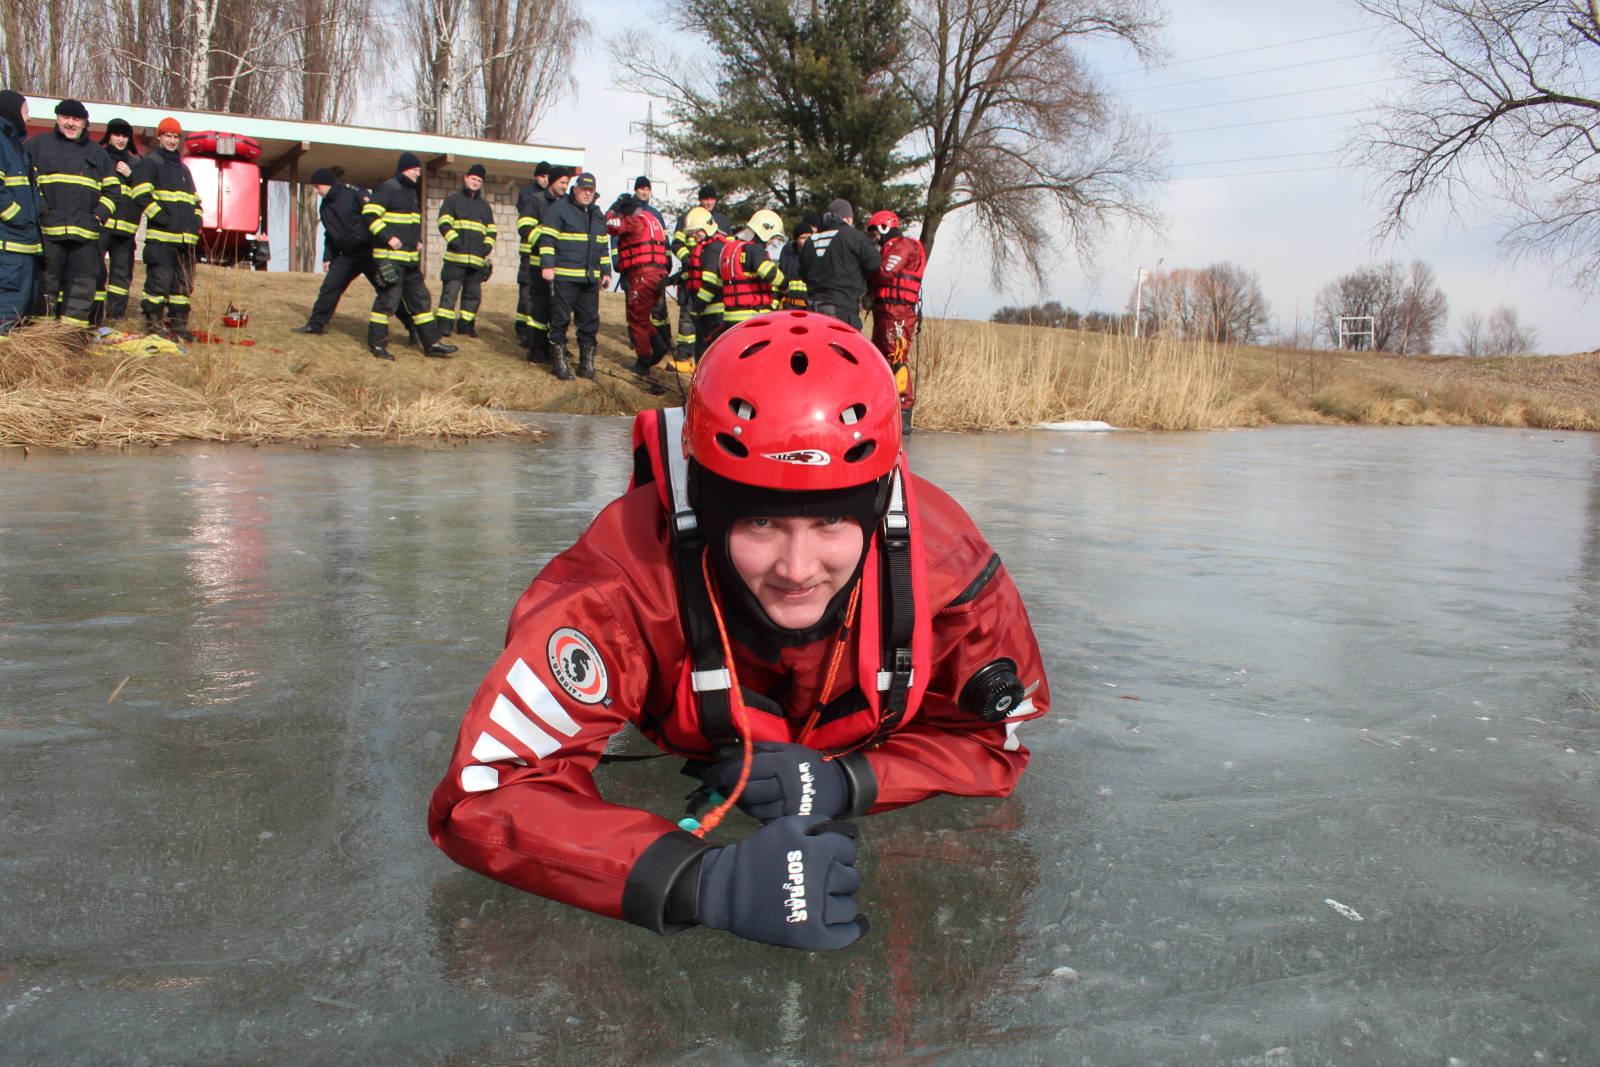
xmin=840 ymin=403 xmax=866 ymax=425
xmin=844 ymin=440 xmax=877 ymax=463
xmin=790 ymin=350 xmax=808 ymax=375
xmin=738 ymin=339 xmax=770 ymax=359
xmin=730 ymin=398 xmax=756 ymax=420
xmin=829 ymin=323 xmax=855 ymax=333
xmin=828 ymin=342 xmax=859 ymax=365
xmin=715 ymin=433 xmax=749 ymax=458
xmin=789 ymin=326 xmax=809 ymax=335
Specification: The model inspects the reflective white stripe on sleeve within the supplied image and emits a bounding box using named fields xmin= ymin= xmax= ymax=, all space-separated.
xmin=490 ymin=693 xmax=562 ymax=758
xmin=471 ymin=731 xmax=526 ymax=766
xmin=506 ymin=658 xmax=580 ymax=736
xmin=460 ymin=765 xmax=500 ymax=792
xmin=1004 ymin=722 xmax=1023 ymax=752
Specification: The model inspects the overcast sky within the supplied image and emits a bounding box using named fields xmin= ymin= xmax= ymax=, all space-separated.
xmin=421 ymin=0 xmax=1595 ymax=354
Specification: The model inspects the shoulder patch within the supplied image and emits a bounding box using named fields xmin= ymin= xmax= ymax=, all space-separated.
xmin=547 ymin=627 xmax=609 ymax=704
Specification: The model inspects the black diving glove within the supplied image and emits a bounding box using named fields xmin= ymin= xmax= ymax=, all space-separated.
xmin=706 ymin=742 xmax=850 ymax=822
xmin=694 ymin=815 xmax=868 ymax=950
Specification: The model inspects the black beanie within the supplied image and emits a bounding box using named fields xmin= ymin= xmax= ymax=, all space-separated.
xmin=534 ymin=160 xmax=550 ymax=178
xmin=795 ymin=211 xmax=823 ymax=238
xmin=0 ymin=91 xmax=28 ymax=135
xmin=466 ymin=163 xmax=486 ymax=179
xmin=397 ymin=151 xmax=421 ymax=172
xmin=55 ymin=98 xmax=89 ymax=120
xmin=698 ymin=184 xmax=717 ymax=200
xmin=309 ymin=167 xmax=337 ymax=185
xmin=634 ymin=175 xmax=651 ymax=190
xmin=549 ymin=165 xmax=571 ymax=181
xmin=101 ymin=118 xmax=133 ymax=143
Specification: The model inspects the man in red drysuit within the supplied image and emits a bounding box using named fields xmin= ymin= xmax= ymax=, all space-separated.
xmin=606 ymin=190 xmax=671 ymax=387
xmin=867 ymin=211 xmax=926 ymax=407
xmin=428 ymin=310 xmax=1049 ymax=951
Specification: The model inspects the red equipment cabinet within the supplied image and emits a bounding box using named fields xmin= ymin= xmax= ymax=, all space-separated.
xmin=183 ymin=131 xmax=270 ymax=268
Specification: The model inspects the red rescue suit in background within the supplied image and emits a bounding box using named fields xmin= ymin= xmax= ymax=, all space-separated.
xmin=871 ymin=229 xmax=926 ymax=408
xmin=427 ymin=437 xmax=1049 ymax=932
xmin=606 ymin=196 xmax=671 ymax=364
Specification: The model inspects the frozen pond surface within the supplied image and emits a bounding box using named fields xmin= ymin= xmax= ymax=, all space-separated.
xmin=2 ymin=421 xmax=1598 ymax=1067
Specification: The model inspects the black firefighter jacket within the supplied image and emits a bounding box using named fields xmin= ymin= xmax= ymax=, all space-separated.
xmin=438 ymin=186 xmax=496 ymax=270
xmin=538 ymin=193 xmax=610 ymax=283
xmin=799 ymin=218 xmax=881 ymax=308
xmin=129 ymin=147 xmax=201 ymax=245
xmin=101 ymin=143 xmax=143 ymax=238
xmin=320 ymin=181 xmax=372 ymax=260
xmin=26 ymin=127 xmax=117 ymax=242
xmin=364 ymin=173 xmax=425 ymax=264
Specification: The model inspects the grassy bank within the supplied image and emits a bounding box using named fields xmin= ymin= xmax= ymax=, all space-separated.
xmin=912 ymin=317 xmax=1600 ymax=432
xmin=3 ymin=262 xmax=1594 ymax=445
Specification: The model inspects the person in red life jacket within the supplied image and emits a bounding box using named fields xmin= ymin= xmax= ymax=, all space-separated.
xmin=605 ymin=189 xmax=672 ymax=389
xmin=714 ymin=209 xmax=787 ymax=331
xmin=867 ymin=210 xmax=926 ymax=413
xmin=663 ymin=206 xmax=720 ymax=374
xmin=428 ymin=310 xmax=1051 ymax=951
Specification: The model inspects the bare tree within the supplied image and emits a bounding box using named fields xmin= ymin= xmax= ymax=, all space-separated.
xmin=1456 ymin=309 xmax=1486 ymax=356
xmin=1315 ymin=259 xmax=1447 ymax=352
xmin=106 ymin=0 xmax=304 ymax=113
xmin=1 ymin=0 xmax=111 ymax=99
xmin=1487 ymin=304 xmax=1540 ymax=355
xmin=900 ymin=0 xmax=1167 ymax=280
xmin=412 ymin=0 xmax=586 ymax=138
xmin=1348 ymin=1 xmax=1600 ymax=290
xmin=1133 ymin=262 xmax=1270 ymax=344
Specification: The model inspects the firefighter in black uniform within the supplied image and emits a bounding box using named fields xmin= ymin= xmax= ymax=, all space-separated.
xmin=799 ymin=198 xmax=881 ymax=330
xmin=292 ymin=168 xmax=416 ymax=339
xmin=363 ymin=152 xmax=455 ymax=361
xmin=669 ymin=184 xmax=733 ymax=366
xmin=514 ymin=161 xmax=550 ymax=347
xmin=96 ymin=118 xmax=140 ymax=322
xmin=128 ymin=117 xmax=201 ymax=340
xmin=26 ymin=98 xmax=116 ymax=329
xmin=537 ymin=170 xmax=609 ymax=381
xmin=518 ymin=165 xmax=568 ymax=362
xmin=436 ymin=163 xmax=495 ymax=338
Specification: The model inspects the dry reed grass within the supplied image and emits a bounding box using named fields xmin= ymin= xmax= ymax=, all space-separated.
xmin=0 ymin=321 xmax=530 ymax=447
xmin=909 ymin=317 xmax=1600 ymax=433
xmin=912 ymin=318 xmax=1252 ymax=431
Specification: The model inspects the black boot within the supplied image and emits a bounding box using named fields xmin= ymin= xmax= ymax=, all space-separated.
xmin=550 ymin=344 xmax=575 ymax=381
xmin=169 ymin=319 xmax=195 ymax=343
xmin=437 ymin=321 xmax=454 ymax=338
xmin=424 ymin=340 xmax=458 ymax=358
xmin=578 ymin=343 xmax=596 ymax=380
xmin=143 ymin=314 xmax=164 ymax=337
xmin=458 ymin=321 xmax=478 ymax=338
xmin=402 ymin=330 xmax=420 ymax=347
xmin=291 ymin=322 xmax=323 ymax=335
xmin=370 ymin=345 xmax=395 ymax=361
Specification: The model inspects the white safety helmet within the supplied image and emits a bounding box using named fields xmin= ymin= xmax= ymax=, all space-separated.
xmin=747 ymin=209 xmax=785 ymax=244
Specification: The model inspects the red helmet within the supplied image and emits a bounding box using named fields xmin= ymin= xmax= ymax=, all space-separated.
xmin=684 ymin=310 xmax=900 ymax=491
xmin=867 ymin=210 xmax=899 ymax=233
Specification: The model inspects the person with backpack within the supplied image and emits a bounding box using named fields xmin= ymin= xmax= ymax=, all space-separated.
xmin=428 ymin=310 xmax=1050 ymax=951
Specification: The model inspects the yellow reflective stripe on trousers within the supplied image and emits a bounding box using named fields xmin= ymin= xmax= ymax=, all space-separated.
xmin=370 ymin=312 xmax=389 ymax=324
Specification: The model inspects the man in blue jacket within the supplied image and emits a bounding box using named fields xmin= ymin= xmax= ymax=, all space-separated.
xmin=0 ymin=90 xmax=40 ymax=334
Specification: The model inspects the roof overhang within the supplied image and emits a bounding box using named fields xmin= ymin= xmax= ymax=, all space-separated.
xmin=22 ymin=95 xmax=583 ymax=188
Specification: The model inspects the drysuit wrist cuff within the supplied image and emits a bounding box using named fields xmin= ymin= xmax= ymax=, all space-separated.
xmin=620 ymin=829 xmax=719 ymax=935
xmin=835 ymin=751 xmax=878 ymax=818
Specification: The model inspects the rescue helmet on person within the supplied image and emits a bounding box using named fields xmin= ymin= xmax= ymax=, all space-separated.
xmin=867 ymin=211 xmax=899 ymax=243
xmin=746 ymin=209 xmax=785 ymax=245
xmin=684 ymin=205 xmax=717 ymax=239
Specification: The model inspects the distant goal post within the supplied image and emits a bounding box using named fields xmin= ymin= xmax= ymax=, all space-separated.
xmin=1337 ymin=316 xmax=1375 ymax=351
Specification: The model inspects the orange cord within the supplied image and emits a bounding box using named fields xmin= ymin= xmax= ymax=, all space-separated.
xmin=796 ymin=580 xmax=861 ymax=746
xmin=692 ymin=547 xmax=754 ymax=838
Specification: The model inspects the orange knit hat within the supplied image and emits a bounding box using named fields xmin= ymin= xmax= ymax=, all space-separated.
xmin=157 ymin=117 xmax=182 ymax=135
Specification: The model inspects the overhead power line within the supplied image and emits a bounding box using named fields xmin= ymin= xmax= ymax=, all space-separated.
xmin=1104 ymin=27 xmax=1374 ymax=78
xmin=1170 ymin=164 xmax=1347 ymax=180
xmin=1118 ymin=50 xmax=1388 ymax=94
xmin=1142 ymin=77 xmax=1400 ymax=116
xmin=1166 ymin=110 xmax=1354 ymax=135
xmin=1172 ymin=150 xmax=1329 ymax=168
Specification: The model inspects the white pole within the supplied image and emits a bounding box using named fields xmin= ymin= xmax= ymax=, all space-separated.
xmin=1134 ymin=267 xmax=1150 ymax=339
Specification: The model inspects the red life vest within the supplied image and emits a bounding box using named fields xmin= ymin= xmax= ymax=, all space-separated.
xmin=615 ymin=210 xmax=669 ymax=273
xmin=719 ymin=239 xmax=776 ymax=312
xmin=683 ymin=240 xmax=711 ymax=295
xmin=873 ymin=234 xmax=926 ymax=305
xmin=627 ymin=407 xmax=933 ymax=754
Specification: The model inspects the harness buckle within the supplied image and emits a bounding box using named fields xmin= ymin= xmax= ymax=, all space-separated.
xmin=691 ymin=668 xmax=732 ymax=692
